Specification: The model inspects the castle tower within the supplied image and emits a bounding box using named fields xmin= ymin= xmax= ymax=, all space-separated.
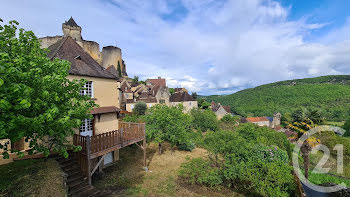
xmin=102 ymin=46 xmax=126 ymax=76
xmin=62 ymin=17 xmax=82 ymax=42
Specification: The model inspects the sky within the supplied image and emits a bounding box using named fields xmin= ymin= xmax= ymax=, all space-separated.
xmin=1 ymin=0 xmax=350 ymax=95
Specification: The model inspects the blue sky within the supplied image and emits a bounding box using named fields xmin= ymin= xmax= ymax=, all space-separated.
xmin=1 ymin=0 xmax=350 ymax=95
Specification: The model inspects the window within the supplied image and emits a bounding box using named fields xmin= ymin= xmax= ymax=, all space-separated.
xmin=80 ymin=81 xmax=93 ymax=98
xmin=131 ymin=104 xmax=135 ymax=110
xmin=79 ymin=119 xmax=93 ymax=133
xmin=159 ymin=99 xmax=165 ymax=104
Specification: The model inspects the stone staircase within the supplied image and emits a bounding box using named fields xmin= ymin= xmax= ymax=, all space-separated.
xmin=56 ymin=155 xmax=113 ymax=197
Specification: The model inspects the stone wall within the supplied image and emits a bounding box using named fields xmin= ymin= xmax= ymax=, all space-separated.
xmin=39 ymin=36 xmax=63 ymax=48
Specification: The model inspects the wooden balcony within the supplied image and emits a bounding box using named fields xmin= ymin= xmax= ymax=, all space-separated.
xmin=73 ymin=122 xmax=146 ymax=185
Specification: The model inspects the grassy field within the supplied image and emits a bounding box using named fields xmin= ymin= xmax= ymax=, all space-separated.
xmin=0 ymin=158 xmax=66 ymax=197
xmin=93 ymin=143 xmax=243 ymax=197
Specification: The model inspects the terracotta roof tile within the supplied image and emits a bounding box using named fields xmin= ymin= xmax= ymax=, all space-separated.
xmin=246 ymin=117 xmax=270 ymax=122
xmin=147 ymin=78 xmax=166 ymax=87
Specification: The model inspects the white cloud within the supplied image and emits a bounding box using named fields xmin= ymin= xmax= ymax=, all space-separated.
xmin=1 ymin=0 xmax=350 ymax=95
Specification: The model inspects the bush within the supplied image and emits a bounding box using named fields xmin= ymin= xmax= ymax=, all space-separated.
xmin=343 ymin=118 xmax=350 ymax=137
xmin=133 ymin=101 xmax=147 ymax=116
xmin=179 ymin=157 xmax=223 ymax=188
xmin=179 ymin=125 xmax=296 ymax=197
xmin=190 ymin=109 xmax=218 ymax=132
xmin=122 ymin=114 xmax=144 ymax=123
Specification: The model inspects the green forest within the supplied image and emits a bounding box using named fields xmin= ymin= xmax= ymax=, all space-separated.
xmin=202 ymin=75 xmax=350 ymax=121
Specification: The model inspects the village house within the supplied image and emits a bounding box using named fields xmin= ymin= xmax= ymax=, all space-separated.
xmin=41 ymin=18 xmax=128 ymax=166
xmin=241 ymin=112 xmax=282 ymax=130
xmin=211 ymin=101 xmax=232 ymax=119
xmin=34 ymin=18 xmax=147 ymax=190
xmin=170 ymin=91 xmax=198 ymax=112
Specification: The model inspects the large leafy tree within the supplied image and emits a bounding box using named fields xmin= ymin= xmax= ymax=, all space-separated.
xmin=0 ymin=20 xmax=95 ymax=158
xmin=145 ymin=104 xmax=192 ymax=154
xmin=190 ymin=108 xmax=218 ymax=132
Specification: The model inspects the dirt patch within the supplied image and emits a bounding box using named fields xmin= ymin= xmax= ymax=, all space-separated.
xmin=93 ymin=143 xmax=243 ymax=197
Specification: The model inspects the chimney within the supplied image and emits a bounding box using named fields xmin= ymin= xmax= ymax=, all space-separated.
xmin=158 ymin=76 xmax=161 ymax=79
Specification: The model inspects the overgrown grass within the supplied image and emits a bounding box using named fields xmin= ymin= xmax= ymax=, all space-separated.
xmin=0 ymin=158 xmax=66 ymax=197
xmin=308 ymin=172 xmax=350 ymax=187
xmin=93 ymin=143 xmax=242 ymax=197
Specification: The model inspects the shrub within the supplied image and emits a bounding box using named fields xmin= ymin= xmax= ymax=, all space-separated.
xmin=190 ymin=109 xmax=218 ymax=132
xmin=133 ymin=101 xmax=147 ymax=116
xmin=122 ymin=114 xmax=144 ymax=123
xmin=179 ymin=157 xmax=223 ymax=188
xmin=220 ymin=114 xmax=239 ymax=124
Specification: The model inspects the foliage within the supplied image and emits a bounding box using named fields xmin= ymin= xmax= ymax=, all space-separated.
xmin=201 ymin=75 xmax=350 ymax=121
xmin=190 ymin=108 xmax=218 ymax=132
xmin=179 ymin=157 xmax=223 ymax=188
xmin=169 ymin=88 xmax=175 ymax=95
xmin=191 ymin=92 xmax=198 ymax=99
xmin=180 ymin=125 xmax=296 ymax=196
xmin=343 ymin=118 xmax=350 ymax=137
xmin=132 ymin=101 xmax=147 ymax=116
xmin=122 ymin=114 xmax=144 ymax=123
xmin=117 ymin=60 xmax=122 ymax=77
xmin=197 ymin=98 xmax=211 ymax=109
xmin=0 ymin=20 xmax=94 ymax=158
xmin=144 ymin=105 xmax=192 ymax=151
xmin=132 ymin=76 xmax=139 ymax=83
xmin=220 ymin=114 xmax=239 ymax=124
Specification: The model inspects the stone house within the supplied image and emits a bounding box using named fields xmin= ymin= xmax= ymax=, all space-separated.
xmin=241 ymin=112 xmax=282 ymax=129
xmin=211 ymin=101 xmax=231 ymax=119
xmin=170 ymin=91 xmax=198 ymax=113
xmin=40 ymin=18 xmax=126 ymax=165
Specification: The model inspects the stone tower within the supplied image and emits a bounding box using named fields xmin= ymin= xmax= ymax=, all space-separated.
xmin=62 ymin=17 xmax=82 ymax=42
xmin=273 ymin=112 xmax=281 ymax=127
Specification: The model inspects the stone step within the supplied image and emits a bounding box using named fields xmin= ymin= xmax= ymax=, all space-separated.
xmin=67 ymin=175 xmax=85 ymax=185
xmin=68 ymin=178 xmax=88 ymax=189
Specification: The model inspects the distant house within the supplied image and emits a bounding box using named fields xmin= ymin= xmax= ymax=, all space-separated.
xmin=211 ymin=101 xmax=231 ymax=119
xmin=146 ymin=77 xmax=166 ymax=87
xmin=170 ymin=91 xmax=198 ymax=112
xmin=241 ymin=112 xmax=281 ymax=129
xmin=125 ymin=96 xmax=158 ymax=112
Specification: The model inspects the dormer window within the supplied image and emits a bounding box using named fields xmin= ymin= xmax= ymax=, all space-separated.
xmin=80 ymin=81 xmax=93 ymax=98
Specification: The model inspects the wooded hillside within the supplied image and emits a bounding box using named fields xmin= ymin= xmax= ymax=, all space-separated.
xmin=202 ymin=75 xmax=350 ymax=121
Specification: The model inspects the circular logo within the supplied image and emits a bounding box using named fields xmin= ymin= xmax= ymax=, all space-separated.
xmin=292 ymin=125 xmax=347 ymax=193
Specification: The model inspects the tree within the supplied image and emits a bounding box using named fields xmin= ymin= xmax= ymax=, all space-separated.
xmin=191 ymin=92 xmax=198 ymax=99
xmin=132 ymin=101 xmax=147 ymax=116
xmin=117 ymin=61 xmax=122 ymax=77
xmin=169 ymin=88 xmax=175 ymax=95
xmin=197 ymin=98 xmax=211 ymax=109
xmin=221 ymin=114 xmax=240 ymax=124
xmin=145 ymin=104 xmax=192 ymax=154
xmin=0 ymin=20 xmax=95 ymax=158
xmin=190 ymin=108 xmax=218 ymax=132
xmin=132 ymin=76 xmax=139 ymax=83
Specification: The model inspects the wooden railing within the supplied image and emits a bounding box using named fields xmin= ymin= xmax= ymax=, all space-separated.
xmin=72 ymin=122 xmax=146 ymax=184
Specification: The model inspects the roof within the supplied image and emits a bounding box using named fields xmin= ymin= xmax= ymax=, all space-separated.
xmin=48 ymin=36 xmax=117 ymax=79
xmin=64 ymin=17 xmax=80 ymax=27
xmin=147 ymin=78 xmax=166 ymax=87
xmin=170 ymin=91 xmax=196 ymax=102
xmin=246 ymin=117 xmax=270 ymax=122
xmin=90 ymin=106 xmax=120 ymax=114
xmin=126 ymin=96 xmax=157 ymax=104
xmin=121 ymin=81 xmax=132 ymax=93
xmin=222 ymin=106 xmax=231 ymax=113
xmin=106 ymin=65 xmax=119 ymax=78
